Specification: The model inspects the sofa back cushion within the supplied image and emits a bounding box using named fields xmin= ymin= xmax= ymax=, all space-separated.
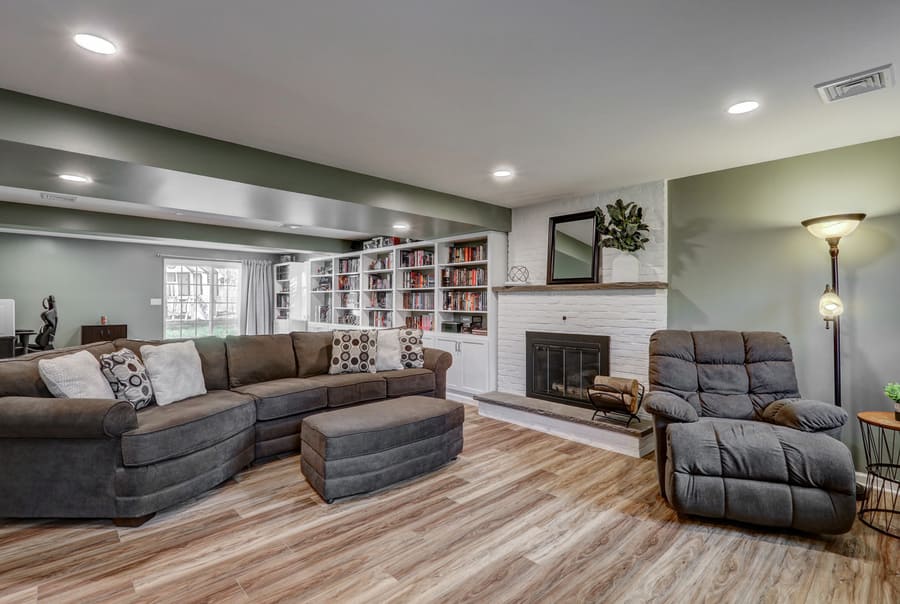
xmin=0 ymin=342 xmax=116 ymax=398
xmin=292 ymin=331 xmax=333 ymax=377
xmin=225 ymin=334 xmax=296 ymax=388
xmin=649 ymin=330 xmax=801 ymax=419
xmin=114 ymin=337 xmax=229 ymax=391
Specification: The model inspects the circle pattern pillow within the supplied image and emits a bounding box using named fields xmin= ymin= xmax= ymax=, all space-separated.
xmin=99 ymin=348 xmax=154 ymax=409
xmin=399 ymin=328 xmax=425 ymax=368
xmin=329 ymin=329 xmax=378 ymax=374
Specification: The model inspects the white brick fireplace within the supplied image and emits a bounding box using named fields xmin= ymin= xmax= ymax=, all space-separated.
xmin=496 ymin=180 xmax=668 ymax=394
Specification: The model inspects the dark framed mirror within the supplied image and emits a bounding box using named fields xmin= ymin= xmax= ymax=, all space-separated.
xmin=546 ymin=211 xmax=600 ymax=284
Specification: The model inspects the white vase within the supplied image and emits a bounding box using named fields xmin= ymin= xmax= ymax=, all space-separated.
xmin=610 ymin=252 xmax=640 ymax=283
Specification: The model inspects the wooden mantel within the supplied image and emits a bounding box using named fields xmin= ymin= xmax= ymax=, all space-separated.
xmin=493 ymin=281 xmax=668 ymax=293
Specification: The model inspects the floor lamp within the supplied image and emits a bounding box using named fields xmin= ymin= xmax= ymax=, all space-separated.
xmin=800 ymin=213 xmax=866 ymax=408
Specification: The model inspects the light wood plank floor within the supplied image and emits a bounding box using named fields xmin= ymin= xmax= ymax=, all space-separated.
xmin=1 ymin=405 xmax=897 ymax=603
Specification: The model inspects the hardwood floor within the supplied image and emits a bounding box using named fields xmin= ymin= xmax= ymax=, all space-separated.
xmin=1 ymin=405 xmax=897 ymax=603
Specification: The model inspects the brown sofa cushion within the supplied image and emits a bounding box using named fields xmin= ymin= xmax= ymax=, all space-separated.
xmin=121 ymin=390 xmax=255 ymax=466
xmin=379 ymin=368 xmax=435 ymax=397
xmin=225 ymin=335 xmax=296 ymax=388
xmin=307 ymin=373 xmax=387 ymax=408
xmin=233 ymin=378 xmax=327 ymax=421
xmin=114 ymin=337 xmax=229 ymax=391
xmin=0 ymin=342 xmax=116 ymax=398
xmin=292 ymin=331 xmax=333 ymax=377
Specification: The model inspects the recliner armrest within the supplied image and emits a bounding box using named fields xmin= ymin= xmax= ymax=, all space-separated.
xmin=0 ymin=397 xmax=137 ymax=438
xmin=761 ymin=399 xmax=847 ymax=433
xmin=644 ymin=391 xmax=698 ymax=423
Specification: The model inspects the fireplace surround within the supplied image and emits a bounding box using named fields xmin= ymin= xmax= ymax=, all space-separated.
xmin=525 ymin=331 xmax=610 ymax=408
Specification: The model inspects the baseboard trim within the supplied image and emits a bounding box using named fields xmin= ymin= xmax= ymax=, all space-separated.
xmin=856 ymin=470 xmax=899 ymax=495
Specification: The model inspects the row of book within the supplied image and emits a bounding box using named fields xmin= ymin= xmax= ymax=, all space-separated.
xmin=447 ymin=242 xmax=486 ymax=264
xmin=369 ymin=310 xmax=392 ymax=328
xmin=441 ymin=267 xmax=486 ymax=287
xmin=366 ymin=292 xmax=391 ymax=309
xmin=337 ymin=275 xmax=359 ymax=291
xmin=443 ymin=291 xmax=486 ymax=312
xmin=402 ymin=292 xmax=434 ymax=310
xmin=401 ymin=271 xmax=434 ymax=289
xmin=338 ymin=292 xmax=358 ymax=308
xmin=337 ymin=258 xmax=359 ymax=273
xmin=400 ymin=249 xmax=434 ymax=268
xmin=367 ymin=255 xmax=392 ymax=271
xmin=368 ymin=274 xmax=392 ymax=290
xmin=405 ymin=314 xmax=434 ymax=331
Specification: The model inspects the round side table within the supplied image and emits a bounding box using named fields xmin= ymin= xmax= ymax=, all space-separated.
xmin=857 ymin=411 xmax=900 ymax=538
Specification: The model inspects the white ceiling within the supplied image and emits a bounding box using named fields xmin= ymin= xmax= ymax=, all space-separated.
xmin=1 ymin=1 xmax=899 ymax=208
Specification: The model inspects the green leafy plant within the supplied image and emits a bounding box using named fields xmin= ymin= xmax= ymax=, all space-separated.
xmin=885 ymin=382 xmax=900 ymax=402
xmin=595 ymin=199 xmax=650 ymax=253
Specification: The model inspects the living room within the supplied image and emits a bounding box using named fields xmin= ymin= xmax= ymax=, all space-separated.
xmin=0 ymin=2 xmax=898 ymax=602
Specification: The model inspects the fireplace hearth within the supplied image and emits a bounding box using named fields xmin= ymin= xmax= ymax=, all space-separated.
xmin=526 ymin=331 xmax=610 ymax=408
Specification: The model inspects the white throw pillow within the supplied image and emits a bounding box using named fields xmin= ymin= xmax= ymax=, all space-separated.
xmin=375 ymin=329 xmax=404 ymax=372
xmin=38 ymin=350 xmax=116 ymax=399
xmin=140 ymin=340 xmax=207 ymax=406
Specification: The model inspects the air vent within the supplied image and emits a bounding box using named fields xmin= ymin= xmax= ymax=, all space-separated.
xmin=40 ymin=192 xmax=77 ymax=203
xmin=816 ymin=64 xmax=894 ymax=103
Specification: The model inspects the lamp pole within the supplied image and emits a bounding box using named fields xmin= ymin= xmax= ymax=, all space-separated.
xmin=827 ymin=237 xmax=842 ymax=408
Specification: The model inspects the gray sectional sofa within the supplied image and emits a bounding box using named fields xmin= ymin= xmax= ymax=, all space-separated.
xmin=0 ymin=331 xmax=452 ymax=524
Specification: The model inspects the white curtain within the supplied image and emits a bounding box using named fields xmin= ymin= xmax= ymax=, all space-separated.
xmin=240 ymin=259 xmax=274 ymax=335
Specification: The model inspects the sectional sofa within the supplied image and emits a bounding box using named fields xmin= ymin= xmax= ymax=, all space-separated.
xmin=0 ymin=332 xmax=452 ymax=525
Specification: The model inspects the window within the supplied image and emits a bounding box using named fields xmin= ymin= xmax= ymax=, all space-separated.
xmin=164 ymin=259 xmax=242 ymax=339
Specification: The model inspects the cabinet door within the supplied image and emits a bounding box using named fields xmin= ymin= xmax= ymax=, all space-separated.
xmin=460 ymin=339 xmax=490 ymax=393
xmin=434 ymin=336 xmax=462 ymax=391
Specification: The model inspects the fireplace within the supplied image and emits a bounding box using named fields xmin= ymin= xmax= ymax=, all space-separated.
xmin=526 ymin=331 xmax=610 ymax=408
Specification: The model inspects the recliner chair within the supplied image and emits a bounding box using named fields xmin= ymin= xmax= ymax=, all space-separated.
xmin=644 ymin=330 xmax=856 ymax=534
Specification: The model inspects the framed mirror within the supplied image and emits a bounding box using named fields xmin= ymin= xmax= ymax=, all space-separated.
xmin=546 ymin=211 xmax=599 ymax=284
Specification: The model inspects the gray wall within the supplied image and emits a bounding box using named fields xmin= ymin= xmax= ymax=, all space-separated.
xmin=0 ymin=233 xmax=278 ymax=348
xmin=668 ymin=136 xmax=900 ymax=467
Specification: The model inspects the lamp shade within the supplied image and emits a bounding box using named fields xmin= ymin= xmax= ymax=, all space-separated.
xmin=818 ymin=285 xmax=843 ymax=319
xmin=801 ymin=213 xmax=866 ymax=240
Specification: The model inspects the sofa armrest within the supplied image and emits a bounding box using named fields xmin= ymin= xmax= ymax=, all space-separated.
xmin=761 ymin=399 xmax=848 ymax=434
xmin=423 ymin=348 xmax=453 ymax=399
xmin=644 ymin=391 xmax=699 ymax=423
xmin=0 ymin=397 xmax=137 ymax=438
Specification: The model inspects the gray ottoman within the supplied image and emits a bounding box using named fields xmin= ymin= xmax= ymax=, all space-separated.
xmin=300 ymin=396 xmax=464 ymax=503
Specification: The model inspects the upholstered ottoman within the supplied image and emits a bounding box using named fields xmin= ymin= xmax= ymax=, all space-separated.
xmin=300 ymin=396 xmax=464 ymax=502
xmin=665 ymin=419 xmax=856 ymax=534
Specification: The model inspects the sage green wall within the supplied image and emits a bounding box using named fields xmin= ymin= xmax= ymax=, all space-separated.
xmin=0 ymin=233 xmax=278 ymax=348
xmin=668 ymin=136 xmax=900 ymax=467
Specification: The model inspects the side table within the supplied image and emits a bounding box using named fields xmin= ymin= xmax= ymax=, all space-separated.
xmin=858 ymin=411 xmax=900 ymax=538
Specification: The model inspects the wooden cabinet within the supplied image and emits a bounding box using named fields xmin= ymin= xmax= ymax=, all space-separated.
xmin=81 ymin=324 xmax=127 ymax=344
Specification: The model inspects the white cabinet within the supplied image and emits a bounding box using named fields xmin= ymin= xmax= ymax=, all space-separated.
xmin=435 ymin=335 xmax=489 ymax=395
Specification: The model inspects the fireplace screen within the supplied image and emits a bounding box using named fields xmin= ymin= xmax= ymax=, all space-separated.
xmin=526 ymin=331 xmax=610 ymax=407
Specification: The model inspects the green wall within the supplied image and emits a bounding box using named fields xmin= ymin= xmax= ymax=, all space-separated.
xmin=668 ymin=136 xmax=900 ymax=467
xmin=0 ymin=233 xmax=278 ymax=348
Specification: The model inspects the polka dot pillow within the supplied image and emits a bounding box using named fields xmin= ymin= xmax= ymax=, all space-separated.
xmin=398 ymin=328 xmax=425 ymax=368
xmin=99 ymin=348 xmax=154 ymax=409
xmin=329 ymin=330 xmax=378 ymax=374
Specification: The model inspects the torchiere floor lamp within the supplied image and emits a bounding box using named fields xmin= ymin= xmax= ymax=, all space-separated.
xmin=800 ymin=213 xmax=866 ymax=408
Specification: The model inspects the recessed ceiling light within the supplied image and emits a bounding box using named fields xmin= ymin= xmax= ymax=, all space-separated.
xmin=175 ymin=211 xmax=185 ymax=216
xmin=492 ymin=168 xmax=515 ymax=179
xmin=727 ymin=100 xmax=760 ymax=115
xmin=73 ymin=33 xmax=117 ymax=55
xmin=392 ymin=223 xmax=410 ymax=231
xmin=58 ymin=173 xmax=92 ymax=183
xmin=283 ymin=224 xmax=303 ymax=230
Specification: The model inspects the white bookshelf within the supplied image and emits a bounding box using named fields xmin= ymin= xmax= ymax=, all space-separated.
xmin=307 ymin=231 xmax=507 ymax=396
xmin=273 ymin=262 xmax=308 ymax=334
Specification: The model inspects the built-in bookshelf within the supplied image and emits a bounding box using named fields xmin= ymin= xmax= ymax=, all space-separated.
xmin=274 ymin=262 xmax=308 ymax=334
xmin=307 ymin=231 xmax=507 ymax=395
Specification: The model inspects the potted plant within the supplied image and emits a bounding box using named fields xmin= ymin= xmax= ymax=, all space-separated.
xmin=885 ymin=382 xmax=900 ymax=420
xmin=595 ymin=199 xmax=650 ymax=282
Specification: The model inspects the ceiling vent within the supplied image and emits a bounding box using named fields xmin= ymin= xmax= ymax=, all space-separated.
xmin=815 ymin=64 xmax=894 ymax=103
xmin=40 ymin=192 xmax=77 ymax=203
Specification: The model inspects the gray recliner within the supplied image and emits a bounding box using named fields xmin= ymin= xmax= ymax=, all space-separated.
xmin=645 ymin=330 xmax=856 ymax=534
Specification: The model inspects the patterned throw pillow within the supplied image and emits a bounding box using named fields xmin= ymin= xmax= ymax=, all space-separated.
xmin=398 ymin=328 xmax=425 ymax=368
xmin=100 ymin=348 xmax=154 ymax=409
xmin=329 ymin=330 xmax=378 ymax=374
